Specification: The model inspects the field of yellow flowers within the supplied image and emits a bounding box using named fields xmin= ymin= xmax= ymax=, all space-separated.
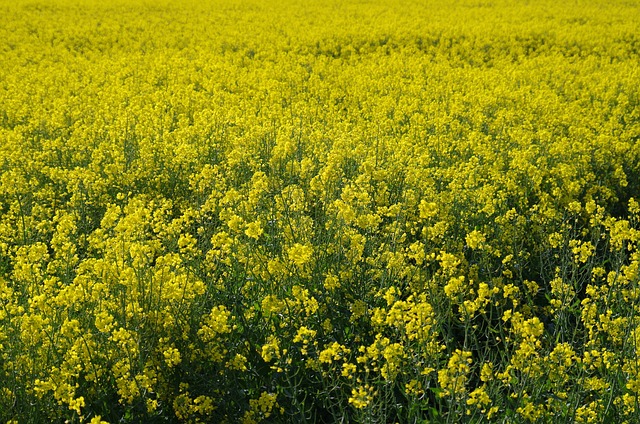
xmin=1 ymin=0 xmax=640 ymax=422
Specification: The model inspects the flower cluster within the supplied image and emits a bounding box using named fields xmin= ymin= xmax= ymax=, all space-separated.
xmin=1 ymin=0 xmax=640 ymax=422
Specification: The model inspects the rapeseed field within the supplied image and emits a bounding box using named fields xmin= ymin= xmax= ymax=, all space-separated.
xmin=1 ymin=0 xmax=640 ymax=422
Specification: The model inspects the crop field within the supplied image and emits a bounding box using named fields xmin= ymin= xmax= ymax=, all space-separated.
xmin=1 ymin=0 xmax=640 ymax=422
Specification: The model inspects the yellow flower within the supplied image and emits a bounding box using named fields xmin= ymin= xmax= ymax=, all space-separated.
xmin=438 ymin=349 xmax=473 ymax=397
xmin=68 ymin=396 xmax=85 ymax=415
xmin=293 ymin=326 xmax=317 ymax=344
xmin=288 ymin=243 xmax=314 ymax=267
xmin=228 ymin=354 xmax=248 ymax=371
xmin=342 ymin=363 xmax=357 ymax=378
xmin=323 ymin=273 xmax=340 ymax=290
xmin=319 ymin=342 xmax=350 ymax=364
xmin=466 ymin=230 xmax=486 ymax=249
xmin=261 ymin=336 xmax=281 ymax=363
xmin=349 ymin=385 xmax=375 ymax=409
xmin=163 ymin=347 xmax=182 ymax=368
xmin=480 ymin=362 xmax=493 ymax=382
xmin=245 ymin=220 xmax=264 ymax=240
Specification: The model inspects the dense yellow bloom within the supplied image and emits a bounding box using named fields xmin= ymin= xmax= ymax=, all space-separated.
xmin=480 ymin=362 xmax=493 ymax=383
xmin=261 ymin=336 xmax=282 ymax=363
xmin=163 ymin=347 xmax=182 ymax=368
xmin=288 ymin=243 xmax=314 ymax=267
xmin=444 ymin=276 xmax=467 ymax=299
xmin=438 ymin=350 xmax=473 ymax=397
xmin=199 ymin=306 xmax=232 ymax=338
xmin=349 ymin=385 xmax=375 ymax=409
xmin=245 ymin=221 xmax=264 ymax=240
xmin=319 ymin=342 xmax=351 ymax=364
xmin=293 ymin=326 xmax=317 ymax=344
xmin=243 ymin=392 xmax=279 ymax=423
xmin=323 ymin=273 xmax=340 ymax=291
xmin=517 ymin=396 xmax=544 ymax=422
xmin=0 ymin=0 xmax=639 ymax=422
xmin=465 ymin=230 xmax=486 ymax=250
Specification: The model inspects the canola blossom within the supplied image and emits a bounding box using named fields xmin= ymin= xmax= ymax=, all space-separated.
xmin=1 ymin=0 xmax=640 ymax=422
